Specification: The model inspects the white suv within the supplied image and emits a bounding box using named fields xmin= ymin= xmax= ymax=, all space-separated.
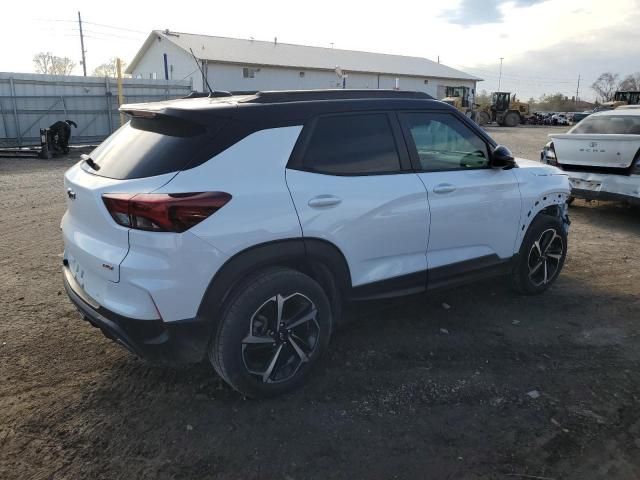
xmin=62 ymin=90 xmax=571 ymax=397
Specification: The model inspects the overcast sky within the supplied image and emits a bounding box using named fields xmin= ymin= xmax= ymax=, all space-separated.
xmin=3 ymin=0 xmax=639 ymax=100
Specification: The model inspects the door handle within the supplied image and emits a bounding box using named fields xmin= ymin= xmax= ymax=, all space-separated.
xmin=433 ymin=183 xmax=456 ymax=194
xmin=308 ymin=195 xmax=342 ymax=208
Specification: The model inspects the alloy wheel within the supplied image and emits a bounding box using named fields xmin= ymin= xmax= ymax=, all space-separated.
xmin=527 ymin=228 xmax=564 ymax=287
xmin=242 ymin=293 xmax=320 ymax=384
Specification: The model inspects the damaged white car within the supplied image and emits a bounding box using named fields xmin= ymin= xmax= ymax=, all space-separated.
xmin=541 ymin=109 xmax=640 ymax=205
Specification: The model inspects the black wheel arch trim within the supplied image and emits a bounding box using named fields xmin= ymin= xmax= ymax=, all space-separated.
xmin=195 ymin=237 xmax=353 ymax=334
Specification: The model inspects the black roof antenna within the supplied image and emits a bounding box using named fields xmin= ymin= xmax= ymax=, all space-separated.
xmin=189 ymin=48 xmax=231 ymax=98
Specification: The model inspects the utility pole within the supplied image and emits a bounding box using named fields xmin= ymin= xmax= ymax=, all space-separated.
xmin=78 ymin=11 xmax=87 ymax=76
xmin=576 ymin=74 xmax=581 ymax=104
xmin=116 ymin=58 xmax=125 ymax=126
xmin=498 ymin=57 xmax=504 ymax=91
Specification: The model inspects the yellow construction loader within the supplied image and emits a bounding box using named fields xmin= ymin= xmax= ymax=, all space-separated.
xmin=441 ymin=86 xmax=474 ymax=113
xmin=601 ymin=91 xmax=640 ymax=109
xmin=477 ymin=92 xmax=531 ymax=127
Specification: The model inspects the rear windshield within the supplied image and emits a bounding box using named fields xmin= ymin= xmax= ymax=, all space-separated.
xmin=88 ymin=115 xmax=226 ymax=179
xmin=571 ymin=115 xmax=640 ymax=134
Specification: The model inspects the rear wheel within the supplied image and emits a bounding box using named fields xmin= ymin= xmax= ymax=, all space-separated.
xmin=504 ymin=111 xmax=521 ymax=127
xmin=512 ymin=214 xmax=567 ymax=295
xmin=477 ymin=111 xmax=491 ymax=126
xmin=209 ymin=268 xmax=332 ymax=398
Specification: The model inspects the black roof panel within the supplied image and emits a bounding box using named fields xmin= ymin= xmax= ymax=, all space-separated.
xmin=120 ymin=89 xmax=448 ymax=126
xmin=243 ymin=89 xmax=433 ymax=103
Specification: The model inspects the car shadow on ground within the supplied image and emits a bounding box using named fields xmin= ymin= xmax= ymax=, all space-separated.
xmin=569 ymin=199 xmax=640 ymax=230
xmin=65 ymin=263 xmax=640 ymax=479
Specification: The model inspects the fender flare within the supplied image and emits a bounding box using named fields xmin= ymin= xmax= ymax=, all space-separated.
xmin=515 ymin=191 xmax=570 ymax=253
xmin=196 ymin=237 xmax=352 ymax=334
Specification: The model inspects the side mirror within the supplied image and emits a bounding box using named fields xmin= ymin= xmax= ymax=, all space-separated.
xmin=491 ymin=145 xmax=516 ymax=169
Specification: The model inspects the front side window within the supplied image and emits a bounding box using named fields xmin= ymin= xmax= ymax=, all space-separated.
xmin=401 ymin=113 xmax=489 ymax=171
xmin=302 ymin=114 xmax=401 ymax=174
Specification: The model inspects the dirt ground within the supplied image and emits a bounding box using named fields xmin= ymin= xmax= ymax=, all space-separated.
xmin=1 ymin=126 xmax=639 ymax=480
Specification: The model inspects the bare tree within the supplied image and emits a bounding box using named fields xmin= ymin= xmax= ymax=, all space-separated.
xmin=591 ymin=72 xmax=620 ymax=102
xmin=33 ymin=52 xmax=54 ymax=74
xmin=537 ymin=92 xmax=577 ymax=112
xmin=93 ymin=58 xmax=127 ymax=78
xmin=33 ymin=52 xmax=76 ymax=75
xmin=619 ymin=72 xmax=640 ymax=91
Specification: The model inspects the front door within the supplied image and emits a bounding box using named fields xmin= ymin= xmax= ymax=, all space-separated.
xmin=399 ymin=111 xmax=521 ymax=276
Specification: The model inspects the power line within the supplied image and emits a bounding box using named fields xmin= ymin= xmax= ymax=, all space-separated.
xmin=82 ymin=21 xmax=147 ymax=34
xmin=35 ymin=17 xmax=147 ymax=35
xmin=456 ymin=64 xmax=578 ymax=83
xmin=77 ymin=29 xmax=146 ymax=41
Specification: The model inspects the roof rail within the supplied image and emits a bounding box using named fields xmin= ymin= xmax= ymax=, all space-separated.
xmin=247 ymin=89 xmax=433 ymax=103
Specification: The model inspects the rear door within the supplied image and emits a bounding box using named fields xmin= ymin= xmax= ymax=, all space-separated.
xmin=398 ymin=111 xmax=521 ymax=277
xmin=286 ymin=112 xmax=430 ymax=290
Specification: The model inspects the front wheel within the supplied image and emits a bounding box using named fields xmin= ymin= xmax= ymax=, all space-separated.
xmin=209 ymin=268 xmax=333 ymax=398
xmin=477 ymin=111 xmax=491 ymax=126
xmin=511 ymin=215 xmax=567 ymax=295
xmin=504 ymin=111 xmax=521 ymax=127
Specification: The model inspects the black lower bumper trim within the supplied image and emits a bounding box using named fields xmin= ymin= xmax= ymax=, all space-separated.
xmin=63 ymin=267 xmax=210 ymax=363
xmin=571 ymin=188 xmax=640 ymax=205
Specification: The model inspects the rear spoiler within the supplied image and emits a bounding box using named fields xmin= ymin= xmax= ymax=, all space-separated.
xmin=119 ymin=98 xmax=237 ymax=126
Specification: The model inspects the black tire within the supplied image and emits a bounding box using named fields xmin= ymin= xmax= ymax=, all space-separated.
xmin=504 ymin=111 xmax=520 ymax=127
xmin=511 ymin=214 xmax=567 ymax=295
xmin=477 ymin=111 xmax=491 ymax=126
xmin=209 ymin=267 xmax=332 ymax=398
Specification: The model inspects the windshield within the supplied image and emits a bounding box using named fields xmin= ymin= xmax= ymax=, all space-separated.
xmin=88 ymin=115 xmax=226 ymax=180
xmin=570 ymin=115 xmax=640 ymax=134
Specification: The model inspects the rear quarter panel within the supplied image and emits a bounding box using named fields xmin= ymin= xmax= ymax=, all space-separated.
xmin=152 ymin=125 xmax=304 ymax=255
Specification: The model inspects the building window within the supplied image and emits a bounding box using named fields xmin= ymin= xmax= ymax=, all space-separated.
xmin=299 ymin=71 xmax=305 ymax=78
xmin=424 ymin=79 xmax=429 ymax=84
xmin=243 ymin=67 xmax=256 ymax=78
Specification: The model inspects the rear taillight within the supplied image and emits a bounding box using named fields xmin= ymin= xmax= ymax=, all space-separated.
xmin=102 ymin=192 xmax=231 ymax=233
xmin=631 ymin=150 xmax=640 ymax=175
xmin=542 ymin=141 xmax=558 ymax=166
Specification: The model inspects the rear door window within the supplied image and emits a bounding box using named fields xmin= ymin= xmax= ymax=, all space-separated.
xmin=88 ymin=115 xmax=226 ymax=180
xmin=301 ymin=113 xmax=401 ymax=174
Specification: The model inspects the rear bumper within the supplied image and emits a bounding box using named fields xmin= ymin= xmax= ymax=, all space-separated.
xmin=63 ymin=266 xmax=210 ymax=363
xmin=571 ymin=188 xmax=640 ymax=205
xmin=568 ymin=172 xmax=640 ymax=205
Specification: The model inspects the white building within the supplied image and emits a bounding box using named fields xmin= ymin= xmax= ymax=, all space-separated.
xmin=126 ymin=30 xmax=481 ymax=98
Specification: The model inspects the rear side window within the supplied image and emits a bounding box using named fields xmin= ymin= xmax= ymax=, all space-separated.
xmin=570 ymin=115 xmax=640 ymax=134
xmin=302 ymin=114 xmax=401 ymax=174
xmin=88 ymin=115 xmax=226 ymax=180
